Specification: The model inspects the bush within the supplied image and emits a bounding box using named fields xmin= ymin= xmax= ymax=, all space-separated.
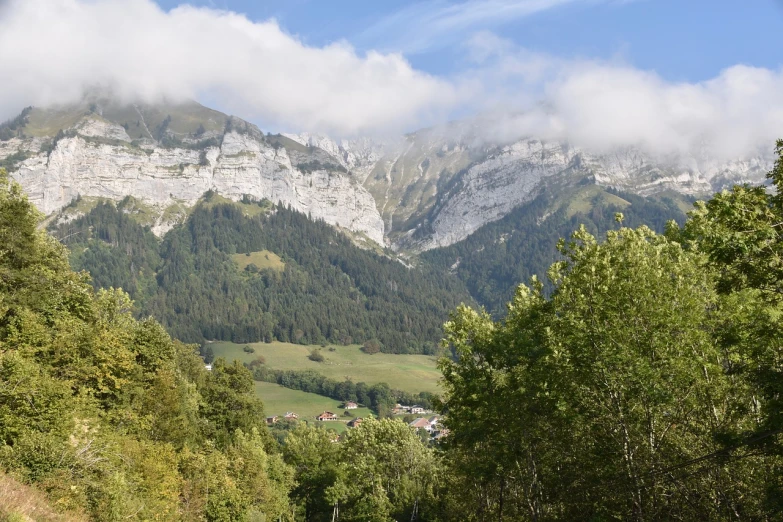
xmin=242 ymin=345 xmax=255 ymax=354
xmin=308 ymin=348 xmax=325 ymax=363
xmin=361 ymin=339 xmax=382 ymax=355
xmin=247 ymin=355 xmax=266 ymax=368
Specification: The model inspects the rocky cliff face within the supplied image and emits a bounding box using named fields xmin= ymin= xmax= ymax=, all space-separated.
xmin=332 ymin=127 xmax=771 ymax=251
xmin=1 ymin=101 xmax=772 ymax=252
xmin=3 ymin=112 xmax=385 ymax=243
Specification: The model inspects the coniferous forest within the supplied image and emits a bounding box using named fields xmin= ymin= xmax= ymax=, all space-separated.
xmin=52 ymin=187 xmax=688 ymax=354
xmin=53 ymin=195 xmax=473 ymax=354
xmin=2 ymin=140 xmax=783 ymax=520
xmin=422 ymin=187 xmax=689 ymax=314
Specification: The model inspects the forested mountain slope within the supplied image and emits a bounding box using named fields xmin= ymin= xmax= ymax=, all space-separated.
xmin=53 ymin=194 xmax=473 ymax=353
xmin=422 ymin=184 xmax=690 ymax=314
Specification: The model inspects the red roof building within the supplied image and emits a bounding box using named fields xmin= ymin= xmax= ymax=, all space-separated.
xmin=316 ymin=411 xmax=338 ymax=421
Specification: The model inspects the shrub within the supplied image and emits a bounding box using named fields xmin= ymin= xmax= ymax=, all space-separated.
xmin=247 ymin=355 xmax=266 ymax=368
xmin=242 ymin=345 xmax=255 ymax=354
xmin=308 ymin=348 xmax=325 ymax=363
xmin=361 ymin=339 xmax=382 ymax=355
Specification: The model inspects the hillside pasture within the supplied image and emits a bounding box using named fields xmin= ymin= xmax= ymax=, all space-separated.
xmin=232 ymin=250 xmax=285 ymax=272
xmin=255 ymin=381 xmax=372 ymax=432
xmin=212 ymin=341 xmax=441 ymax=394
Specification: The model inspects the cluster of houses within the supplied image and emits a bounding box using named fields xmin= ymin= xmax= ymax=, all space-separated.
xmin=408 ymin=415 xmax=449 ymax=441
xmin=268 ymin=404 xmax=363 ymax=427
xmin=266 ymin=411 xmax=299 ymax=425
xmin=265 ymin=401 xmax=447 ymax=440
xmin=392 ymin=403 xmax=430 ymax=415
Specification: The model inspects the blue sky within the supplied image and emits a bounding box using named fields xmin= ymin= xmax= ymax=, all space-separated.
xmin=1 ymin=0 xmax=781 ymax=157
xmin=153 ymin=0 xmax=783 ymax=83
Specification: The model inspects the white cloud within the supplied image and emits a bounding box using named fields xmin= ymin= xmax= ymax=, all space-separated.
xmin=0 ymin=0 xmax=461 ymax=136
xmin=0 ymin=1 xmax=780 ymax=160
xmin=459 ymin=35 xmax=783 ymax=160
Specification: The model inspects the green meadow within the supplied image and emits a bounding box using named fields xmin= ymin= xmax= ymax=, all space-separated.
xmin=255 ymin=381 xmax=373 ymax=433
xmin=211 ymin=340 xmax=442 ymax=394
xmin=231 ymin=249 xmax=285 ymax=272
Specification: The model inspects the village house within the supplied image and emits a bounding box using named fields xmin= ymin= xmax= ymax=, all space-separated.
xmin=343 ymin=401 xmax=358 ymax=410
xmin=284 ymin=412 xmax=298 ymax=420
xmin=410 ymin=405 xmax=426 ymax=415
xmin=408 ymin=417 xmax=432 ymax=432
xmin=316 ymin=411 xmax=338 ymax=421
xmin=428 ymin=416 xmax=440 ymax=428
xmin=347 ymin=417 xmax=363 ymax=428
xmin=392 ymin=403 xmax=411 ymax=414
xmin=266 ymin=416 xmax=279 ymax=425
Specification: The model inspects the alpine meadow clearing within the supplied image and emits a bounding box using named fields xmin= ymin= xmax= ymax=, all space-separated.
xmin=210 ymin=340 xmax=442 ymax=394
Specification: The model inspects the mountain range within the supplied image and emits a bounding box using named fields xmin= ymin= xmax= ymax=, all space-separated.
xmin=0 ymin=97 xmax=771 ymax=252
xmin=0 ymin=97 xmax=772 ymax=352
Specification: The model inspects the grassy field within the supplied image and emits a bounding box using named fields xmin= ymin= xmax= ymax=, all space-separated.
xmin=255 ymin=381 xmax=371 ymax=433
xmin=232 ymin=250 xmax=285 ymax=272
xmin=211 ymin=341 xmax=442 ymax=394
xmin=560 ymin=185 xmax=631 ymax=218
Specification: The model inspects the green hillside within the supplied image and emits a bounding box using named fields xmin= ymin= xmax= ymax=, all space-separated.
xmin=53 ymin=195 xmax=473 ymax=354
xmin=422 ymin=184 xmax=692 ymax=314
xmin=255 ymin=381 xmax=372 ymax=423
xmin=212 ymin=341 xmax=441 ymax=394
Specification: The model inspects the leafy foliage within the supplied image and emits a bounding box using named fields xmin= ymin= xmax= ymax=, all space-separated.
xmin=439 ymin=215 xmax=782 ymax=518
xmin=422 ymin=187 xmax=688 ymax=314
xmin=283 ymin=419 xmax=442 ymax=521
xmin=0 ymin=169 xmax=292 ymax=520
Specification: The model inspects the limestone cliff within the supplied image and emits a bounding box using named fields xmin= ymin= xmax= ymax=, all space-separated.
xmin=2 ymin=107 xmax=384 ymax=243
xmin=0 ymin=101 xmax=772 ymax=252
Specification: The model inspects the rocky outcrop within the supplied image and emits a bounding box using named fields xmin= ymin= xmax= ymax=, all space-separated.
xmin=6 ymin=117 xmax=385 ymax=242
xmin=1 ymin=103 xmax=772 ymax=251
xmin=366 ymin=136 xmax=771 ymax=251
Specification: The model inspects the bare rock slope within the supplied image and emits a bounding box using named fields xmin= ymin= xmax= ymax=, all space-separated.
xmin=1 ymin=101 xmax=771 ymax=251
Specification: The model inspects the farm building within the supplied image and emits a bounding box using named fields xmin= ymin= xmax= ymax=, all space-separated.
xmin=316 ymin=411 xmax=338 ymax=421
xmin=343 ymin=401 xmax=359 ymax=409
xmin=284 ymin=412 xmax=299 ymax=419
xmin=347 ymin=418 xmax=363 ymax=428
xmin=409 ymin=417 xmax=432 ymax=431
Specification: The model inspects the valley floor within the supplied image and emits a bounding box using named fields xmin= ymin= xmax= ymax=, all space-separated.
xmin=210 ymin=341 xmax=442 ymax=394
xmin=254 ymin=381 xmax=373 ymax=433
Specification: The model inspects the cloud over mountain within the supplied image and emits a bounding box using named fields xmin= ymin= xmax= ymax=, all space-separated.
xmin=0 ymin=0 xmax=459 ymax=136
xmin=0 ymin=0 xmax=781 ymax=159
xmin=459 ymin=32 xmax=783 ymax=160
